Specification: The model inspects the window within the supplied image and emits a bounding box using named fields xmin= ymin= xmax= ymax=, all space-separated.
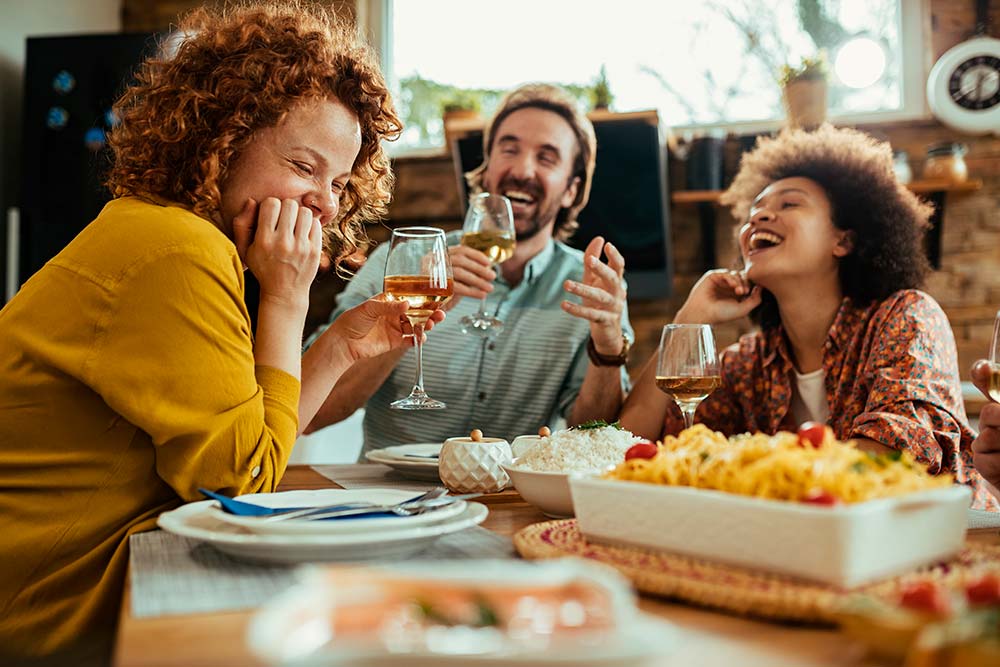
xmin=360 ymin=0 xmax=925 ymax=153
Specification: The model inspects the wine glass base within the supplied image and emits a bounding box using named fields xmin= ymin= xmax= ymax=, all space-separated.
xmin=390 ymin=394 xmax=447 ymax=410
xmin=460 ymin=314 xmax=504 ymax=337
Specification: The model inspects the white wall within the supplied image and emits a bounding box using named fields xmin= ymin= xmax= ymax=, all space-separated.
xmin=0 ymin=0 xmax=120 ymax=297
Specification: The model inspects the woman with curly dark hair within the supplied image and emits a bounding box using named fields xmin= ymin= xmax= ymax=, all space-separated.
xmin=0 ymin=2 xmax=443 ymax=664
xmin=622 ymin=125 xmax=998 ymax=512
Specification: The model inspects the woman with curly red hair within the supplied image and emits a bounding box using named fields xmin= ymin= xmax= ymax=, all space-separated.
xmin=0 ymin=2 xmax=439 ymax=664
xmin=621 ymin=125 xmax=998 ymax=512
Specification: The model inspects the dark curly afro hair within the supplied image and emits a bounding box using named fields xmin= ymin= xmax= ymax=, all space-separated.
xmin=719 ymin=124 xmax=933 ymax=328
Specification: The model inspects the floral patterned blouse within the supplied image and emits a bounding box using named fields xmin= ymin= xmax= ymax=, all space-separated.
xmin=664 ymin=289 xmax=999 ymax=511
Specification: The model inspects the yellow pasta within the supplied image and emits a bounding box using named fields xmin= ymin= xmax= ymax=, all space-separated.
xmin=604 ymin=424 xmax=952 ymax=504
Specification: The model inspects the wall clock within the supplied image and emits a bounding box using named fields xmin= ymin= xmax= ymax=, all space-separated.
xmin=926 ymin=1 xmax=1000 ymax=136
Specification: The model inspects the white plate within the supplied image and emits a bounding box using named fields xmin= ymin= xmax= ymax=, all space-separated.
xmin=204 ymin=489 xmax=466 ymax=536
xmin=365 ymin=444 xmax=442 ymax=481
xmin=157 ymin=500 xmax=488 ymax=564
xmin=248 ymin=559 xmax=681 ymax=666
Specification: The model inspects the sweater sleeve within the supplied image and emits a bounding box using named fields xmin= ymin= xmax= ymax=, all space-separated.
xmin=83 ymin=243 xmax=300 ymax=501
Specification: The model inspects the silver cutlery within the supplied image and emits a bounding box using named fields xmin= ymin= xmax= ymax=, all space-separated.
xmin=259 ymin=487 xmax=452 ymax=523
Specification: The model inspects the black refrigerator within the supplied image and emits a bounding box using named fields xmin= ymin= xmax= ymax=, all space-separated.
xmin=19 ymin=32 xmax=155 ymax=286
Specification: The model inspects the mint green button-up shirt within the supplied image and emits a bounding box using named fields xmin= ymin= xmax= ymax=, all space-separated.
xmin=311 ymin=232 xmax=633 ymax=455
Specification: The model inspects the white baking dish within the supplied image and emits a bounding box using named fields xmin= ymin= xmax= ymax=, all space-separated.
xmin=569 ymin=475 xmax=971 ymax=588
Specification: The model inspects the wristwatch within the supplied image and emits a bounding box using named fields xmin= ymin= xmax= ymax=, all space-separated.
xmin=586 ymin=334 xmax=631 ymax=367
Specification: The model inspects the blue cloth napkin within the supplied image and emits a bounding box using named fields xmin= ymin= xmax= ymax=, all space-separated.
xmin=197 ymin=488 xmax=404 ymax=520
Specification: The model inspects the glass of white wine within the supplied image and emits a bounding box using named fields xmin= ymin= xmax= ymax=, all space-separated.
xmin=989 ymin=310 xmax=1000 ymax=402
xmin=655 ymin=324 xmax=721 ymax=430
xmin=383 ymin=227 xmax=454 ymax=410
xmin=459 ymin=192 xmax=516 ymax=337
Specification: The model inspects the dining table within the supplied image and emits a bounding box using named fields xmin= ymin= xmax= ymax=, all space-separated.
xmin=113 ymin=464 xmax=1000 ymax=667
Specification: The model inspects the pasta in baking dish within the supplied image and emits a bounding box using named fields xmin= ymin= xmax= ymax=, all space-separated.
xmin=603 ymin=424 xmax=952 ymax=504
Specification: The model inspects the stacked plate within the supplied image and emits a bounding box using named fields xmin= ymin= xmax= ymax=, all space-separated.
xmin=157 ymin=488 xmax=487 ymax=564
xmin=364 ymin=444 xmax=442 ymax=481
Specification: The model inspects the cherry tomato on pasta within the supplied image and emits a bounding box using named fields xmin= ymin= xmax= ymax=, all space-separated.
xmin=797 ymin=422 xmax=827 ymax=449
xmin=802 ymin=489 xmax=840 ymax=506
xmin=624 ymin=441 xmax=658 ymax=461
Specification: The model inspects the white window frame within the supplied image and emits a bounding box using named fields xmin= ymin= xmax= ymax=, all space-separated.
xmin=357 ymin=0 xmax=931 ymax=144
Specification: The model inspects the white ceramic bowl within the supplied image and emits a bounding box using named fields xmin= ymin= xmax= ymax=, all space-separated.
xmin=501 ymin=460 xmax=575 ymax=518
xmin=571 ymin=475 xmax=972 ymax=587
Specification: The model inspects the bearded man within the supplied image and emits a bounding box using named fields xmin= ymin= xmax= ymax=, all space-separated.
xmin=306 ymin=84 xmax=633 ymax=453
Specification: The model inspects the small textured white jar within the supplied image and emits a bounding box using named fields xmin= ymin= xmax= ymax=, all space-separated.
xmin=438 ymin=436 xmax=512 ymax=494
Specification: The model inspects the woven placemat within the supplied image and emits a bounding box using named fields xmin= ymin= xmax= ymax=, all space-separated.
xmin=514 ymin=520 xmax=1000 ymax=624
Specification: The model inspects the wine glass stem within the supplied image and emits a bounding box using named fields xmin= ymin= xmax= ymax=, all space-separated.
xmin=478 ymin=296 xmax=488 ymax=317
xmin=412 ymin=323 xmax=426 ymax=394
xmin=678 ymin=401 xmax=699 ymax=430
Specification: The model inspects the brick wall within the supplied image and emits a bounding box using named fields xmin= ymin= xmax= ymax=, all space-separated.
xmin=122 ymin=0 xmax=1000 ymax=381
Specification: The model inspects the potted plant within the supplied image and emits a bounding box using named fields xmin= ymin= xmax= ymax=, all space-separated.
xmin=779 ymin=53 xmax=828 ymax=129
xmin=591 ymin=65 xmax=613 ymax=111
xmin=441 ymin=91 xmax=482 ymax=150
xmin=441 ymin=91 xmax=481 ymax=122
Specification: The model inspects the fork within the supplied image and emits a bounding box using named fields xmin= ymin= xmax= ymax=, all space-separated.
xmin=261 ymin=491 xmax=482 ymax=523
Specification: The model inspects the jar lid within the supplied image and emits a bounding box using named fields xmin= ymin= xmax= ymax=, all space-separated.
xmin=925 ymin=142 xmax=967 ymax=157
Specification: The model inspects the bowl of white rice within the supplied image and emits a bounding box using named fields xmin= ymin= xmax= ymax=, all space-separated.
xmin=501 ymin=423 xmax=641 ymax=518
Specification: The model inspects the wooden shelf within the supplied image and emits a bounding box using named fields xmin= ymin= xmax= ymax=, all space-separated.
xmin=670 ymin=179 xmax=983 ymax=204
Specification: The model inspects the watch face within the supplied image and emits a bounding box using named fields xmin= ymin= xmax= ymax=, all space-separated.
xmin=948 ymin=55 xmax=1000 ymax=110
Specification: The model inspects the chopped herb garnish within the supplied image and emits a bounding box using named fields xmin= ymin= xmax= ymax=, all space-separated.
xmin=475 ymin=598 xmax=500 ymax=627
xmin=699 ymin=451 xmax=711 ymax=462
xmin=850 ymin=461 xmax=868 ymax=473
xmin=571 ymin=419 xmax=623 ymax=431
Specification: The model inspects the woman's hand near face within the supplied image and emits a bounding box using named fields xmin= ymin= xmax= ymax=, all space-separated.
xmin=329 ymin=296 xmax=446 ymax=363
xmin=674 ymin=269 xmax=762 ymax=326
xmin=235 ymin=197 xmax=322 ymax=310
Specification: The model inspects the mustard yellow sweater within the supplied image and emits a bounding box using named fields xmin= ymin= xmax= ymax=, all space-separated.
xmin=0 ymin=197 xmax=300 ymax=666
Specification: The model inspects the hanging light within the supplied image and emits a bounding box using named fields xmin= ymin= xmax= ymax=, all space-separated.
xmin=834 ymin=36 xmax=887 ymax=89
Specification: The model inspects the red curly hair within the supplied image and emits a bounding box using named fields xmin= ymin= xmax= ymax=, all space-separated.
xmin=106 ymin=0 xmax=401 ymax=270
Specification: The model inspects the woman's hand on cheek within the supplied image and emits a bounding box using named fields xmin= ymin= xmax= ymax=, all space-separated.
xmin=674 ymin=269 xmax=762 ymax=325
xmin=244 ymin=197 xmax=322 ymax=309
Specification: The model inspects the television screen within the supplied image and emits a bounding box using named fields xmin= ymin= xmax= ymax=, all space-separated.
xmin=451 ymin=110 xmax=672 ymax=299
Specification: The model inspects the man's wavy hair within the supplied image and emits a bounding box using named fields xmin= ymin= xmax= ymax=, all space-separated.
xmin=106 ymin=0 xmax=401 ymax=271
xmin=465 ymin=84 xmax=596 ymax=241
xmin=719 ymin=124 xmax=932 ymax=329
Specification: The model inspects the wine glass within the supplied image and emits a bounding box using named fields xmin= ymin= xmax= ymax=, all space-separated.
xmin=655 ymin=324 xmax=721 ymax=430
xmin=988 ymin=310 xmax=1000 ymax=402
xmin=459 ymin=193 xmax=516 ymax=337
xmin=383 ymin=227 xmax=454 ymax=410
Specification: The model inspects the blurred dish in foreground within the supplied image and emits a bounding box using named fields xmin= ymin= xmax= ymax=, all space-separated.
xmin=248 ymin=559 xmax=679 ymax=666
xmin=838 ymin=574 xmax=1000 ymax=665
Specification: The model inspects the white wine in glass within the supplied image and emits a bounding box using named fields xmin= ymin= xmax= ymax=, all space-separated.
xmin=655 ymin=324 xmax=721 ymax=429
xmin=383 ymin=227 xmax=453 ymax=410
xmin=459 ymin=193 xmax=515 ymax=337
xmin=989 ymin=310 xmax=1000 ymax=402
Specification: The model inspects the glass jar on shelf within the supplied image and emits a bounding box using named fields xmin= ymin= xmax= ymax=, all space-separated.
xmin=922 ymin=142 xmax=968 ymax=183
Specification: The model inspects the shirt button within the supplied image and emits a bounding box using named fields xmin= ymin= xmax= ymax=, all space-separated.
xmin=251 ymin=465 xmax=261 ymax=478
xmin=487 ymin=342 xmax=496 ymax=351
xmin=478 ymin=391 xmax=487 ymax=402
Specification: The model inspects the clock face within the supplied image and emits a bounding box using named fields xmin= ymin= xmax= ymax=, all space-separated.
xmin=948 ymin=55 xmax=1000 ymax=110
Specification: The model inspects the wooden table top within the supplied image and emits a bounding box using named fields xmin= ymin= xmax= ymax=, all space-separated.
xmin=113 ymin=465 xmax=1000 ymax=667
